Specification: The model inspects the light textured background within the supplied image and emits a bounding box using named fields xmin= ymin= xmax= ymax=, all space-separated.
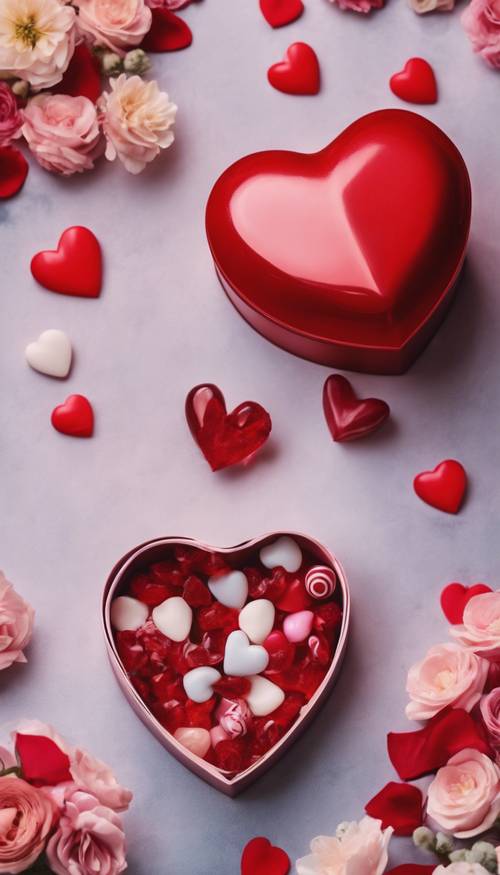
xmin=1 ymin=0 xmax=499 ymax=871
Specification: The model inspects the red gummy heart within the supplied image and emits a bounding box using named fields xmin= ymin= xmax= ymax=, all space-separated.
xmin=390 ymin=58 xmax=437 ymax=105
xmin=414 ymin=459 xmax=467 ymax=514
xmin=56 ymin=43 xmax=102 ymax=103
xmin=440 ymin=582 xmax=492 ymax=625
xmin=241 ymin=837 xmax=290 ymax=875
xmin=323 ymin=374 xmax=390 ymax=442
xmin=0 ymin=147 xmax=29 ymax=199
xmin=268 ymin=42 xmax=320 ymax=95
xmin=260 ymin=0 xmax=304 ymax=27
xmin=276 ymin=579 xmax=312 ymax=612
xmin=142 ymin=8 xmax=193 ymax=52
xmin=185 ymin=384 xmax=272 ymax=471
xmin=31 ymin=226 xmax=102 ymax=298
xmin=51 ymin=394 xmax=94 ymax=438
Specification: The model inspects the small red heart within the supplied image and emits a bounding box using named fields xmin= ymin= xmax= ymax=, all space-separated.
xmin=260 ymin=0 xmax=304 ymax=27
xmin=142 ymin=8 xmax=193 ymax=52
xmin=323 ymin=375 xmax=390 ymax=442
xmin=241 ymin=837 xmax=290 ymax=875
xmin=276 ymin=578 xmax=312 ymax=612
xmin=51 ymin=395 xmax=94 ymax=438
xmin=390 ymin=58 xmax=437 ymax=105
xmin=268 ymin=42 xmax=320 ymax=95
xmin=441 ymin=582 xmax=492 ymax=625
xmin=0 ymin=146 xmax=29 ymax=199
xmin=55 ymin=43 xmax=102 ymax=103
xmin=413 ymin=459 xmax=467 ymax=514
xmin=31 ymin=227 xmax=102 ymax=298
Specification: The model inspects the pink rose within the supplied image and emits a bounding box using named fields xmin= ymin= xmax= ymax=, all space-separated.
xmin=69 ymin=749 xmax=132 ymax=813
xmin=75 ymin=0 xmax=152 ymax=56
xmin=0 ymin=84 xmax=22 ymax=147
xmin=296 ymin=817 xmax=392 ymax=875
xmin=480 ymin=688 xmax=500 ymax=753
xmin=451 ymin=592 xmax=500 ymax=661
xmin=426 ymin=748 xmax=500 ymax=837
xmin=21 ymin=93 xmax=103 ymax=176
xmin=46 ymin=788 xmax=127 ymax=875
xmin=0 ymin=776 xmax=55 ymax=874
xmin=0 ymin=572 xmax=34 ymax=672
xmin=462 ymin=0 xmax=500 ymax=68
xmin=146 ymin=0 xmax=195 ymax=7
xmin=327 ymin=0 xmax=384 ymax=13
xmin=406 ymin=642 xmax=488 ymax=721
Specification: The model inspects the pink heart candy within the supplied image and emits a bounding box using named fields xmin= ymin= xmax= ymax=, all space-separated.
xmin=283 ymin=610 xmax=314 ymax=643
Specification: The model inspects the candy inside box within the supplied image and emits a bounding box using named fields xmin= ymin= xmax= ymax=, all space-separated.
xmin=103 ymin=533 xmax=350 ymax=795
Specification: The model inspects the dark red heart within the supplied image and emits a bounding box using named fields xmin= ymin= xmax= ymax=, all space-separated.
xmin=390 ymin=58 xmax=437 ymax=105
xmin=260 ymin=0 xmax=304 ymax=27
xmin=185 ymin=384 xmax=272 ymax=471
xmin=142 ymin=8 xmax=193 ymax=52
xmin=241 ymin=837 xmax=290 ymax=875
xmin=268 ymin=42 xmax=320 ymax=95
xmin=441 ymin=582 xmax=492 ymax=625
xmin=323 ymin=374 xmax=390 ymax=442
xmin=413 ymin=459 xmax=467 ymax=514
xmin=31 ymin=226 xmax=102 ymax=298
xmin=0 ymin=146 xmax=29 ymax=199
xmin=51 ymin=395 xmax=94 ymax=438
xmin=55 ymin=43 xmax=102 ymax=103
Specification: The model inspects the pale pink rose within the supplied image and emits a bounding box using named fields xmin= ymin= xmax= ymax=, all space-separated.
xmin=69 ymin=749 xmax=132 ymax=812
xmin=75 ymin=0 xmax=151 ymax=56
xmin=427 ymin=748 xmax=500 ymax=838
xmin=146 ymin=0 xmax=195 ymax=7
xmin=0 ymin=572 xmax=34 ymax=672
xmin=451 ymin=592 xmax=500 ymax=661
xmin=296 ymin=817 xmax=392 ymax=875
xmin=46 ymin=788 xmax=127 ymax=875
xmin=406 ymin=642 xmax=488 ymax=721
xmin=410 ymin=0 xmax=454 ymax=12
xmin=0 ymin=0 xmax=76 ymax=90
xmin=99 ymin=74 xmax=177 ymax=174
xmin=0 ymin=84 xmax=22 ymax=147
xmin=434 ymin=865 xmax=492 ymax=874
xmin=327 ymin=0 xmax=384 ymax=13
xmin=0 ymin=776 xmax=55 ymax=874
xmin=480 ymin=688 xmax=500 ymax=753
xmin=21 ymin=93 xmax=103 ymax=176
xmin=462 ymin=0 xmax=500 ymax=68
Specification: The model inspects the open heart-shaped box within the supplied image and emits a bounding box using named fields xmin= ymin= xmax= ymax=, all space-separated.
xmin=102 ymin=532 xmax=350 ymax=796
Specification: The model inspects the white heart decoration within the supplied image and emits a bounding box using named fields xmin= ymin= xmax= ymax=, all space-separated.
xmin=259 ymin=536 xmax=302 ymax=573
xmin=238 ymin=599 xmax=275 ymax=644
xmin=208 ymin=571 xmax=248 ymax=610
xmin=183 ymin=667 xmax=221 ymax=703
xmin=110 ymin=596 xmax=148 ymax=632
xmin=152 ymin=597 xmax=193 ymax=642
xmin=25 ymin=329 xmax=72 ymax=379
xmin=223 ymin=630 xmax=269 ymax=677
xmin=245 ymin=675 xmax=285 ymax=717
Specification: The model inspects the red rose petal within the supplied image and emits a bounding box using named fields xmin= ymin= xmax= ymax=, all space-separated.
xmin=15 ymin=733 xmax=72 ymax=786
xmin=387 ymin=708 xmax=492 ymax=781
xmin=386 ymin=867 xmax=436 ymax=875
xmin=0 ymin=147 xmax=29 ymax=199
xmin=440 ymin=582 xmax=492 ymax=625
xmin=241 ymin=837 xmax=290 ymax=875
xmin=142 ymin=8 xmax=193 ymax=52
xmin=365 ymin=781 xmax=423 ymax=836
xmin=55 ymin=43 xmax=102 ymax=103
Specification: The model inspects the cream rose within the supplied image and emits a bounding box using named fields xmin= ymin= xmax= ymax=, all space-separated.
xmin=405 ymin=642 xmax=488 ymax=721
xmin=434 ymin=865 xmax=491 ymax=874
xmin=426 ymin=748 xmax=500 ymax=838
xmin=75 ymin=0 xmax=151 ymax=55
xmin=0 ymin=0 xmax=76 ymax=90
xmin=296 ymin=817 xmax=392 ymax=875
xmin=0 ymin=571 xmax=34 ymax=671
xmin=451 ymin=592 xmax=500 ymax=661
xmin=22 ymin=93 xmax=103 ymax=175
xmin=409 ymin=0 xmax=454 ymax=12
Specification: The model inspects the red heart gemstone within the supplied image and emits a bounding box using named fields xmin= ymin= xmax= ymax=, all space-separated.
xmin=185 ymin=383 xmax=272 ymax=471
xmin=206 ymin=110 xmax=471 ymax=374
xmin=0 ymin=147 xmax=29 ymax=200
xmin=260 ymin=0 xmax=304 ymax=27
xmin=51 ymin=394 xmax=94 ymax=438
xmin=440 ymin=582 xmax=492 ymax=625
xmin=31 ymin=226 xmax=102 ymax=298
xmin=390 ymin=58 xmax=438 ymax=105
xmin=241 ymin=837 xmax=290 ymax=875
xmin=268 ymin=42 xmax=320 ymax=95
xmin=323 ymin=374 xmax=390 ymax=441
xmin=413 ymin=459 xmax=467 ymax=514
xmin=142 ymin=8 xmax=193 ymax=52
xmin=55 ymin=43 xmax=102 ymax=103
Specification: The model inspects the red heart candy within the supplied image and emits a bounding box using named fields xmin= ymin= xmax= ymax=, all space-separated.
xmin=268 ymin=42 xmax=320 ymax=95
xmin=260 ymin=0 xmax=304 ymax=27
xmin=276 ymin=578 xmax=312 ymax=612
xmin=51 ymin=395 xmax=94 ymax=438
xmin=31 ymin=226 xmax=102 ymax=298
xmin=390 ymin=58 xmax=437 ymax=105
xmin=0 ymin=146 xmax=29 ymax=199
xmin=413 ymin=459 xmax=467 ymax=514
xmin=55 ymin=43 xmax=102 ymax=103
xmin=142 ymin=8 xmax=193 ymax=52
xmin=323 ymin=374 xmax=390 ymax=442
xmin=241 ymin=837 xmax=290 ymax=875
xmin=440 ymin=582 xmax=492 ymax=625
xmin=185 ymin=384 xmax=272 ymax=471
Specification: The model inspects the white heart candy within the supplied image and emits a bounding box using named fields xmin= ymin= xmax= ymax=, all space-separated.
xmin=183 ymin=667 xmax=221 ymax=703
xmin=111 ymin=596 xmax=148 ymax=632
xmin=260 ymin=536 xmax=303 ymax=573
xmin=245 ymin=675 xmax=285 ymax=717
xmin=152 ymin=597 xmax=193 ymax=642
xmin=208 ymin=571 xmax=248 ymax=610
xmin=238 ymin=599 xmax=275 ymax=644
xmin=25 ymin=329 xmax=72 ymax=379
xmin=223 ymin=630 xmax=269 ymax=677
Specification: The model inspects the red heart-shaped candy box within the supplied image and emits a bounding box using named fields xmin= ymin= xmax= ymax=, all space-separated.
xmin=102 ymin=533 xmax=350 ymax=796
xmin=206 ymin=109 xmax=471 ymax=374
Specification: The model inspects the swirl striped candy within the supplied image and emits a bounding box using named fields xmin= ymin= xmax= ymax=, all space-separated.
xmin=304 ymin=566 xmax=336 ymax=600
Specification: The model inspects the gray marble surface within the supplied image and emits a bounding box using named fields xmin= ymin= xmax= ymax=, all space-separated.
xmin=1 ymin=0 xmax=500 ymax=871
